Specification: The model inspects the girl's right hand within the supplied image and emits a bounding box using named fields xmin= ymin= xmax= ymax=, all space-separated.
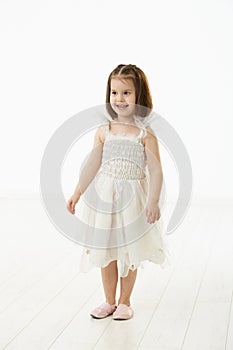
xmin=67 ymin=194 xmax=80 ymax=215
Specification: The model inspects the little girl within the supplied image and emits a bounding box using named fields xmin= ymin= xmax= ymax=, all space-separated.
xmin=67 ymin=64 xmax=172 ymax=320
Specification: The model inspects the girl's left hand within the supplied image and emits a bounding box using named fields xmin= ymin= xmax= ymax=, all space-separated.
xmin=145 ymin=200 xmax=161 ymax=224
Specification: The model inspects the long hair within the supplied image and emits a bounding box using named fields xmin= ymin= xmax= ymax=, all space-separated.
xmin=106 ymin=64 xmax=153 ymax=119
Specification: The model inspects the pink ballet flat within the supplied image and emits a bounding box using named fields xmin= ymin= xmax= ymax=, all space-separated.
xmin=90 ymin=302 xmax=117 ymax=319
xmin=112 ymin=304 xmax=134 ymax=320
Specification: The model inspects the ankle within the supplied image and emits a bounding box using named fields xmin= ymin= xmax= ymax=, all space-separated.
xmin=118 ymin=299 xmax=130 ymax=306
xmin=106 ymin=299 xmax=116 ymax=305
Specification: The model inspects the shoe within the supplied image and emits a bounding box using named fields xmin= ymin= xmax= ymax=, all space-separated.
xmin=112 ymin=304 xmax=134 ymax=320
xmin=90 ymin=302 xmax=117 ymax=319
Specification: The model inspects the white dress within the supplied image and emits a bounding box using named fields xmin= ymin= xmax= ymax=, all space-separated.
xmin=76 ymin=117 xmax=172 ymax=277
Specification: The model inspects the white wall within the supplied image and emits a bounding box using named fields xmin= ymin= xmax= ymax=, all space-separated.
xmin=0 ymin=0 xmax=232 ymax=200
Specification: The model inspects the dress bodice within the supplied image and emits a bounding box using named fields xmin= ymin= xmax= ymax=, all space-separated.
xmin=100 ymin=122 xmax=147 ymax=180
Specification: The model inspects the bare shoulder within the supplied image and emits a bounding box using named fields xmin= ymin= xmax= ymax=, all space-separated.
xmin=93 ymin=126 xmax=105 ymax=147
xmin=142 ymin=126 xmax=157 ymax=146
xmin=98 ymin=126 xmax=106 ymax=143
xmin=142 ymin=126 xmax=161 ymax=163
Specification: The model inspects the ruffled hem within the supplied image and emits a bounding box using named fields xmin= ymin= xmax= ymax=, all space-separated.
xmin=78 ymin=248 xmax=173 ymax=278
xmin=78 ymin=219 xmax=173 ymax=278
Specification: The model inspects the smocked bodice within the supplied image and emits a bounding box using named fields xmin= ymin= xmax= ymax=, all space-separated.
xmin=100 ymin=122 xmax=147 ymax=180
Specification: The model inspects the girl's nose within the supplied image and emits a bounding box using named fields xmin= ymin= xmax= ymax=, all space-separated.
xmin=116 ymin=93 xmax=125 ymax=102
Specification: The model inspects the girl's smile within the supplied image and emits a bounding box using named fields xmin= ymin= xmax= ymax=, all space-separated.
xmin=115 ymin=103 xmax=129 ymax=110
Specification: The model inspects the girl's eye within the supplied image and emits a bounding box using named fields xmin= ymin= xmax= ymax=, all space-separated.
xmin=111 ymin=91 xmax=130 ymax=95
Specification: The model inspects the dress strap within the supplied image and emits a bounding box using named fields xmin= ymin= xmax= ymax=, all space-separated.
xmin=137 ymin=128 xmax=147 ymax=142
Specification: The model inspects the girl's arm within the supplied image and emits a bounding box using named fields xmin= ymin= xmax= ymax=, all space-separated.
xmin=144 ymin=126 xmax=163 ymax=223
xmin=73 ymin=127 xmax=104 ymax=198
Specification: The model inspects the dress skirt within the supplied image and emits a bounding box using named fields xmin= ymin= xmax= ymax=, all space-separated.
xmin=75 ymin=171 xmax=173 ymax=278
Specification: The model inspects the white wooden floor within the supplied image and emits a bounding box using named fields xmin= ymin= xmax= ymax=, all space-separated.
xmin=0 ymin=197 xmax=232 ymax=350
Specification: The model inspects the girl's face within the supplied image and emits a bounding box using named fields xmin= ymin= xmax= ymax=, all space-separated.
xmin=110 ymin=78 xmax=136 ymax=119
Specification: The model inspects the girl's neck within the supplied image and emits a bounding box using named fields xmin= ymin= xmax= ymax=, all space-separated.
xmin=113 ymin=115 xmax=136 ymax=125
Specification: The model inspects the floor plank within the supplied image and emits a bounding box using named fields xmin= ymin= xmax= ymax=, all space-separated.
xmin=0 ymin=253 xmax=80 ymax=348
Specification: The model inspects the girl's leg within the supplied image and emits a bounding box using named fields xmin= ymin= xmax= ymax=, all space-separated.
xmin=118 ymin=268 xmax=137 ymax=306
xmin=101 ymin=260 xmax=118 ymax=304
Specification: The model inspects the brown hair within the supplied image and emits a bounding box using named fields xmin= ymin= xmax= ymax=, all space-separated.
xmin=105 ymin=64 xmax=153 ymax=119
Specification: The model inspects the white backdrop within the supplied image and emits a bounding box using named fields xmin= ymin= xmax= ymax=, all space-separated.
xmin=0 ymin=0 xmax=232 ymax=201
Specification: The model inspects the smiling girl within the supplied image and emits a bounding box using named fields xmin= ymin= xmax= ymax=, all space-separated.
xmin=67 ymin=64 xmax=172 ymax=320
